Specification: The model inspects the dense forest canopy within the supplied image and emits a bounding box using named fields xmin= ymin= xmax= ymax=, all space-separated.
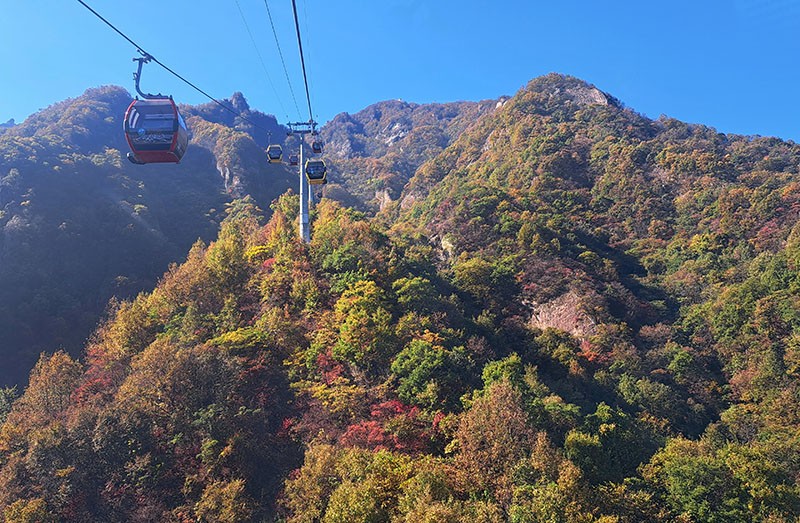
xmin=1 ymin=74 xmax=799 ymax=521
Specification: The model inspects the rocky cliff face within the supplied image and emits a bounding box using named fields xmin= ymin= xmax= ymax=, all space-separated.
xmin=318 ymin=98 xmax=497 ymax=210
xmin=529 ymin=289 xmax=599 ymax=339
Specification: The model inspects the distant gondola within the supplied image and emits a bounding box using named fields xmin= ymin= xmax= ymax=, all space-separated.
xmin=267 ymin=144 xmax=283 ymax=163
xmin=305 ymin=159 xmax=327 ymax=185
xmin=289 ymin=154 xmax=299 ymax=166
xmin=311 ymin=139 xmax=323 ymax=154
xmin=124 ymin=98 xmax=188 ymax=165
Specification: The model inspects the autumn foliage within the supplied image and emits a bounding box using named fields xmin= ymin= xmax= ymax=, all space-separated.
xmin=2 ymin=74 xmax=800 ymax=521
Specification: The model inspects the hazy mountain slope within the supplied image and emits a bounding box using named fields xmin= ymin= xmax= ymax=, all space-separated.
xmin=0 ymin=86 xmax=295 ymax=387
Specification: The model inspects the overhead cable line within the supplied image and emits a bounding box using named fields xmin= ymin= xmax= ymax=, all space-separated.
xmin=300 ymin=0 xmax=317 ymax=120
xmin=263 ymin=0 xmax=302 ymax=120
xmin=290 ymin=0 xmax=315 ymax=123
xmin=75 ymin=0 xmax=271 ymax=134
xmin=233 ymin=0 xmax=290 ymax=120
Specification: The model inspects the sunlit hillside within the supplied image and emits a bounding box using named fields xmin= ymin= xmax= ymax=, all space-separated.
xmin=1 ymin=74 xmax=799 ymax=522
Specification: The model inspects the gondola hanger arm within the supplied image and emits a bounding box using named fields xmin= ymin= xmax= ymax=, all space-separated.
xmin=132 ymin=52 xmax=167 ymax=100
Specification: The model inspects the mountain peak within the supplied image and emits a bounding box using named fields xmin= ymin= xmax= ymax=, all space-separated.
xmin=525 ymin=73 xmax=620 ymax=108
xmin=229 ymin=92 xmax=250 ymax=113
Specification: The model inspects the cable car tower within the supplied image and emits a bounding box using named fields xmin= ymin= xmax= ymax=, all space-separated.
xmin=287 ymin=120 xmax=325 ymax=243
xmin=284 ymin=0 xmax=325 ymax=243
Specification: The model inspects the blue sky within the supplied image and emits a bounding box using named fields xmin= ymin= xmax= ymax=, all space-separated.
xmin=1 ymin=0 xmax=799 ymax=141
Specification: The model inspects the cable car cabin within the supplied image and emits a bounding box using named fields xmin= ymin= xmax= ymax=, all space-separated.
xmin=124 ymin=98 xmax=188 ymax=164
xmin=267 ymin=144 xmax=283 ymax=163
xmin=289 ymin=154 xmax=299 ymax=166
xmin=305 ymin=159 xmax=327 ymax=185
xmin=311 ymin=140 xmax=323 ymax=154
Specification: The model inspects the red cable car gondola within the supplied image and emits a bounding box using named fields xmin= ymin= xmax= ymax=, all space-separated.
xmin=124 ymin=98 xmax=188 ymax=164
xmin=124 ymin=53 xmax=189 ymax=165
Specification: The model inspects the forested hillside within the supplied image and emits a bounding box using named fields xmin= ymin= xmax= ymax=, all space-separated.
xmin=0 ymin=87 xmax=485 ymax=389
xmin=1 ymin=74 xmax=800 ymax=522
xmin=0 ymin=86 xmax=295 ymax=387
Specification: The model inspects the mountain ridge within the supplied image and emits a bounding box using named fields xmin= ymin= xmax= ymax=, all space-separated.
xmin=1 ymin=73 xmax=800 ymax=521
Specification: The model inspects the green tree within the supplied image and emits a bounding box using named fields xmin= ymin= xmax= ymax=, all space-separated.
xmin=643 ymin=438 xmax=749 ymax=523
xmin=564 ymin=403 xmax=659 ymax=484
xmin=0 ymin=387 xmax=17 ymax=424
xmin=455 ymin=380 xmax=532 ymax=508
xmin=194 ymin=479 xmax=254 ymax=523
xmin=3 ymin=498 xmax=56 ymax=523
xmin=282 ymin=444 xmax=342 ymax=523
xmin=331 ymin=280 xmax=396 ymax=374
